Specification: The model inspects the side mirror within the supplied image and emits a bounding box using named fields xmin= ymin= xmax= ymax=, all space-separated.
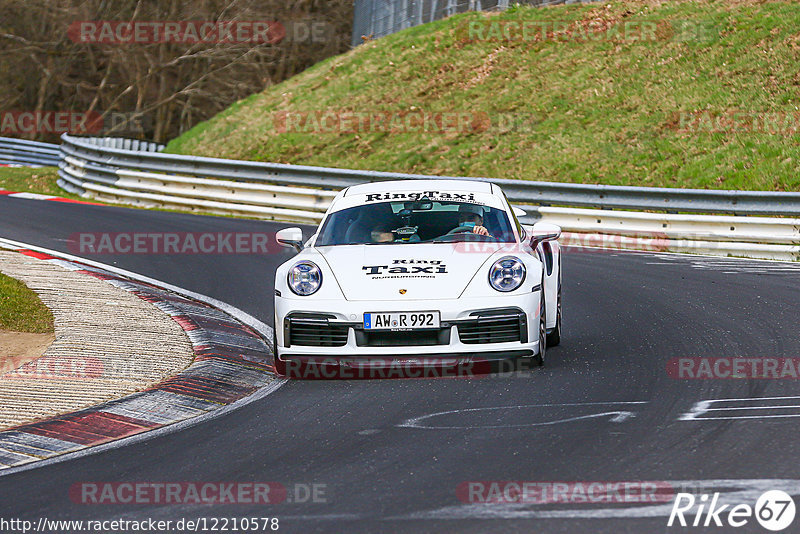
xmin=512 ymin=206 xmax=527 ymax=218
xmin=276 ymin=227 xmax=304 ymax=253
xmin=529 ymin=222 xmax=561 ymax=248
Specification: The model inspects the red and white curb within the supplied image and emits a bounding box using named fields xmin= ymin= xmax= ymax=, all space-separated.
xmin=0 ymin=189 xmax=102 ymax=205
xmin=0 ymin=241 xmax=278 ymax=470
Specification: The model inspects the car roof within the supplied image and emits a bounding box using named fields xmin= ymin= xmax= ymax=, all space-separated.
xmin=344 ymin=179 xmax=495 ymax=197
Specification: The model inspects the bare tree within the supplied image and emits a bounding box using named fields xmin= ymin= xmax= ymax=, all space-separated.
xmin=0 ymin=0 xmax=353 ymax=142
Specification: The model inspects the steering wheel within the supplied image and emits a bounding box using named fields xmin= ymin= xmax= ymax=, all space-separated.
xmin=446 ymin=225 xmax=476 ymax=235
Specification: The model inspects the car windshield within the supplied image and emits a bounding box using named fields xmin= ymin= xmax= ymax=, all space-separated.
xmin=315 ymin=200 xmax=516 ymax=246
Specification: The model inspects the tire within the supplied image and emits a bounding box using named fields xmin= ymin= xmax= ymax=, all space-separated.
xmin=274 ymin=354 xmax=287 ymax=377
xmin=546 ymin=281 xmax=561 ymax=347
xmin=272 ymin=327 xmax=287 ymax=377
xmin=533 ymin=282 xmax=546 ymax=367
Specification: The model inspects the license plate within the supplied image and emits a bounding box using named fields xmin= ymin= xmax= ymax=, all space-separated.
xmin=364 ymin=311 xmax=440 ymax=331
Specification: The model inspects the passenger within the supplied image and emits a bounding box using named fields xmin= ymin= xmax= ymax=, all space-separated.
xmin=371 ymin=222 xmax=421 ymax=243
xmin=370 ymin=224 xmax=395 ymax=243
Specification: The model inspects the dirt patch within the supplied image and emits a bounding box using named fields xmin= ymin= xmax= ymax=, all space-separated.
xmin=463 ymin=46 xmax=507 ymax=89
xmin=0 ymin=330 xmax=54 ymax=374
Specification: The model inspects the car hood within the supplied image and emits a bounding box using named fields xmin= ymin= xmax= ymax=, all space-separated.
xmin=316 ymin=244 xmax=504 ymax=301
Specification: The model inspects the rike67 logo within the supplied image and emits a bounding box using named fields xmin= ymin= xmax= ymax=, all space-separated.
xmin=668 ymin=490 xmax=795 ymax=531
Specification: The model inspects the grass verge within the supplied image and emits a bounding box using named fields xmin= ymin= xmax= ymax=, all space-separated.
xmin=0 ymin=166 xmax=84 ymax=200
xmin=0 ymin=271 xmax=54 ymax=333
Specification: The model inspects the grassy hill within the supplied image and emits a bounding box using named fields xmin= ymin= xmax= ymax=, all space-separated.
xmin=166 ymin=0 xmax=800 ymax=191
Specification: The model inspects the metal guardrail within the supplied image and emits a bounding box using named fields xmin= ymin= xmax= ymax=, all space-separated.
xmin=535 ymin=207 xmax=800 ymax=261
xmin=59 ymin=134 xmax=800 ymax=217
xmin=58 ymin=135 xmax=336 ymax=223
xmin=0 ymin=136 xmax=60 ymax=167
xmin=56 ymin=134 xmax=800 ymax=260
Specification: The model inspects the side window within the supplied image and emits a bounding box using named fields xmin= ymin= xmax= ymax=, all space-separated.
xmin=501 ymin=191 xmax=525 ymax=241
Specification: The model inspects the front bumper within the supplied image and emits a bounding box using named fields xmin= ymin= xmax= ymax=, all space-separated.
xmin=274 ymin=293 xmax=541 ymax=360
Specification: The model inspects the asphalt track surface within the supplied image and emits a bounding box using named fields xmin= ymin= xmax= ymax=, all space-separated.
xmin=2 ymin=195 xmax=800 ymax=534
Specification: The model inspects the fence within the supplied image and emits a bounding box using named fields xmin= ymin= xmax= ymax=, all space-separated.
xmin=352 ymin=0 xmax=596 ymax=46
xmin=0 ymin=137 xmax=60 ymax=167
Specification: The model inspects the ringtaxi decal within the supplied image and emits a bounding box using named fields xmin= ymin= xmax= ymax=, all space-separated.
xmin=364 ymin=191 xmax=479 ymax=203
xmin=362 ymin=259 xmax=447 ymax=277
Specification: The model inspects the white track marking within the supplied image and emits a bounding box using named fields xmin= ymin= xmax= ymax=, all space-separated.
xmin=399 ymin=402 xmax=647 ymax=429
xmin=644 ymin=254 xmax=800 ymax=274
xmin=680 ymin=396 xmax=800 ymax=421
xmin=395 ymin=479 xmax=800 ymax=520
xmin=0 ymin=237 xmax=285 ymax=477
xmin=701 ymin=405 xmax=800 ymax=412
xmin=6 ymin=192 xmax=56 ymax=200
xmin=646 ymin=251 xmax=798 ymax=264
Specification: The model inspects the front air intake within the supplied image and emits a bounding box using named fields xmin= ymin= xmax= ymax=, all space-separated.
xmin=457 ymin=310 xmax=526 ymax=344
xmin=286 ymin=314 xmax=349 ymax=347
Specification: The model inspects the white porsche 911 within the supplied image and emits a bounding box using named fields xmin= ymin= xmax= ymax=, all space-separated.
xmin=272 ymin=179 xmax=562 ymax=377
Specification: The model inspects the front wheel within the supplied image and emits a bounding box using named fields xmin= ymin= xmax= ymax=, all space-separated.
xmin=274 ymin=354 xmax=287 ymax=377
xmin=272 ymin=328 xmax=287 ymax=376
xmin=546 ymin=282 xmax=561 ymax=347
xmin=533 ymin=286 xmax=546 ymax=367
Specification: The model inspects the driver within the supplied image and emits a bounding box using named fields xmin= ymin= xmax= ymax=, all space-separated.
xmin=454 ymin=204 xmax=490 ymax=236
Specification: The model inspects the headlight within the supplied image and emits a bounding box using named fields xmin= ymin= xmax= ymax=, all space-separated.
xmin=488 ymin=256 xmax=526 ymax=292
xmin=288 ymin=261 xmax=322 ymax=296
